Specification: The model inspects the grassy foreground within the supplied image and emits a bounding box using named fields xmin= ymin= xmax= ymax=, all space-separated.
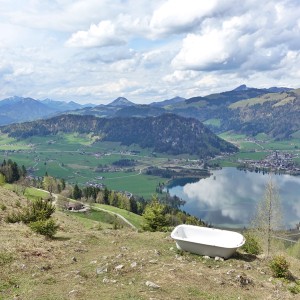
xmin=0 ymin=187 xmax=300 ymax=300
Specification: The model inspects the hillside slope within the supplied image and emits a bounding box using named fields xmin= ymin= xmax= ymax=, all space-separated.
xmin=0 ymin=114 xmax=237 ymax=157
xmin=227 ymin=89 xmax=300 ymax=138
xmin=0 ymin=186 xmax=299 ymax=300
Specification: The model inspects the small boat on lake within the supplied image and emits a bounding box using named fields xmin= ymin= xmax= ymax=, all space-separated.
xmin=171 ymin=224 xmax=245 ymax=259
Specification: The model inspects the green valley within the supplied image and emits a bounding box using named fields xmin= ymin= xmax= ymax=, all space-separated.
xmin=0 ymin=132 xmax=211 ymax=199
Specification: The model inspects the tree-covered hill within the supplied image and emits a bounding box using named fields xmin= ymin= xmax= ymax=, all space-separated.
xmin=0 ymin=114 xmax=237 ymax=157
xmin=226 ymin=89 xmax=300 ymax=138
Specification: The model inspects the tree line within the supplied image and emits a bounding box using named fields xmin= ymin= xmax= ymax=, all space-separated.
xmin=0 ymin=159 xmax=27 ymax=184
xmin=36 ymin=173 xmax=205 ymax=230
xmin=0 ymin=159 xmax=205 ymax=231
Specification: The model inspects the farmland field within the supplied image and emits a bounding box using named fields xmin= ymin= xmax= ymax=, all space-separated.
xmin=0 ymin=133 xmax=176 ymax=199
xmin=1 ymin=131 xmax=299 ymax=198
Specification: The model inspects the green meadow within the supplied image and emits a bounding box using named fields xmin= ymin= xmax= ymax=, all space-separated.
xmin=1 ymin=131 xmax=299 ymax=198
xmin=0 ymin=133 xmax=168 ymax=199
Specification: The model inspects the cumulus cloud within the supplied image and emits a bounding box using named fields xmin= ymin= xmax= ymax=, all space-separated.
xmin=52 ymin=78 xmax=139 ymax=100
xmin=66 ymin=20 xmax=126 ymax=48
xmin=172 ymin=0 xmax=300 ymax=75
xmin=163 ymin=70 xmax=198 ymax=83
xmin=150 ymin=0 xmax=218 ymax=37
xmin=1 ymin=0 xmax=300 ymax=102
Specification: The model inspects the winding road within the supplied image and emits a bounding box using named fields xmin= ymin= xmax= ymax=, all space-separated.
xmin=38 ymin=188 xmax=138 ymax=231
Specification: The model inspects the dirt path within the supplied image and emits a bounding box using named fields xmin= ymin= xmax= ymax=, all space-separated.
xmin=92 ymin=205 xmax=138 ymax=231
xmin=37 ymin=188 xmax=138 ymax=231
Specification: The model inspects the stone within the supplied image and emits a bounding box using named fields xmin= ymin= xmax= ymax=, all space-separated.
xmin=90 ymin=260 xmax=97 ymax=264
xmin=149 ymin=259 xmax=158 ymax=264
xmin=244 ymin=263 xmax=252 ymax=270
xmin=236 ymin=273 xmax=253 ymax=286
xmin=226 ymin=269 xmax=235 ymax=275
xmin=115 ymin=264 xmax=124 ymax=270
xmin=103 ymin=277 xmax=117 ymax=284
xmin=145 ymin=281 xmax=160 ymax=289
xmin=103 ymin=278 xmax=110 ymax=284
xmin=130 ymin=262 xmax=137 ymax=268
xmin=203 ymin=256 xmax=210 ymax=259
xmin=68 ymin=290 xmax=78 ymax=295
xmin=71 ymin=257 xmax=77 ymax=262
xmin=96 ymin=265 xmax=108 ymax=275
xmin=215 ymin=256 xmax=224 ymax=261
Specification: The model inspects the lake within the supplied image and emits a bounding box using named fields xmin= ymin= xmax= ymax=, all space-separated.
xmin=167 ymin=167 xmax=300 ymax=229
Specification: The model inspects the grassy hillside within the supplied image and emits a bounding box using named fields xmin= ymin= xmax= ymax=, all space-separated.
xmin=227 ymin=90 xmax=300 ymax=138
xmin=229 ymin=92 xmax=294 ymax=109
xmin=1 ymin=186 xmax=300 ymax=300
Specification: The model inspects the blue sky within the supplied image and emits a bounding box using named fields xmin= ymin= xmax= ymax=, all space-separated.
xmin=0 ymin=0 xmax=300 ymax=104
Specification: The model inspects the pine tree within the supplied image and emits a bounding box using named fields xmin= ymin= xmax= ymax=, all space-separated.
xmin=142 ymin=196 xmax=169 ymax=232
xmin=73 ymin=184 xmax=82 ymax=200
xmin=103 ymin=187 xmax=110 ymax=205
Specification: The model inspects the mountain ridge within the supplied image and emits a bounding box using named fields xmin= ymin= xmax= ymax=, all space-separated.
xmin=0 ymin=113 xmax=238 ymax=157
xmin=107 ymin=97 xmax=135 ymax=107
xmin=0 ymin=85 xmax=297 ymax=139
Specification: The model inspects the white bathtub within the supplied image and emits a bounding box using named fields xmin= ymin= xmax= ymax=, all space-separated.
xmin=171 ymin=224 xmax=245 ymax=259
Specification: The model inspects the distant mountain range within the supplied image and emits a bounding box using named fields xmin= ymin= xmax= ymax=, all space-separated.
xmin=0 ymin=85 xmax=298 ymax=139
xmin=0 ymin=96 xmax=95 ymax=125
xmin=150 ymin=96 xmax=186 ymax=107
xmin=0 ymin=114 xmax=237 ymax=157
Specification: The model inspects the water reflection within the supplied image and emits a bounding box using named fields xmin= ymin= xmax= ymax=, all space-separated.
xmin=167 ymin=168 xmax=300 ymax=228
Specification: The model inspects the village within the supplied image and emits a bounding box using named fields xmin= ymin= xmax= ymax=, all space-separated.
xmin=237 ymin=151 xmax=300 ymax=175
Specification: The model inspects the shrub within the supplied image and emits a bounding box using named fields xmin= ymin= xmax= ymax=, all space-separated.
xmin=288 ymin=280 xmax=300 ymax=294
xmin=5 ymin=212 xmax=22 ymax=223
xmin=6 ymin=198 xmax=56 ymax=224
xmin=241 ymin=232 xmax=262 ymax=255
xmin=5 ymin=197 xmax=58 ymax=238
xmin=21 ymin=198 xmax=55 ymax=223
xmin=29 ymin=218 xmax=59 ymax=238
xmin=112 ymin=215 xmax=123 ymax=230
xmin=270 ymin=255 xmax=290 ymax=279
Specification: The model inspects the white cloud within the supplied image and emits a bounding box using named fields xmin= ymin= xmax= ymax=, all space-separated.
xmin=163 ymin=70 xmax=198 ymax=83
xmin=0 ymin=0 xmax=300 ymax=102
xmin=195 ymin=75 xmax=218 ymax=88
xmin=150 ymin=0 xmax=218 ymax=37
xmin=172 ymin=0 xmax=300 ymax=76
xmin=52 ymin=78 xmax=139 ymax=101
xmin=172 ymin=32 xmax=231 ymax=71
xmin=66 ymin=20 xmax=125 ymax=48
